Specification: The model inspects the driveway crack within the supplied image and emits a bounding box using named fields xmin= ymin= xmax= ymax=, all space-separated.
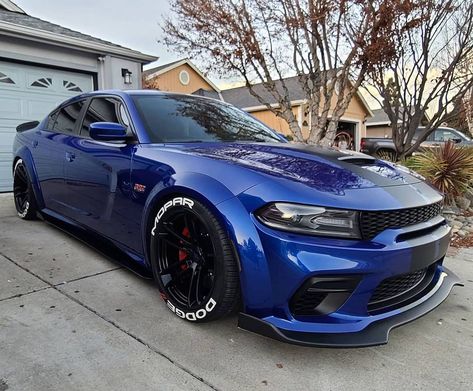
xmin=0 ymin=286 xmax=51 ymax=302
xmin=0 ymin=251 xmax=219 ymax=391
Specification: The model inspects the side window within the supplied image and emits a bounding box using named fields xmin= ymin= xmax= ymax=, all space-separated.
xmin=46 ymin=111 xmax=58 ymax=130
xmin=433 ymin=129 xmax=456 ymax=142
xmin=80 ymin=97 xmax=133 ymax=138
xmin=52 ymin=100 xmax=85 ymax=134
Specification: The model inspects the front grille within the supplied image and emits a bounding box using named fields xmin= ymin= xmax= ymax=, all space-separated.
xmin=360 ymin=201 xmax=442 ymax=240
xmin=368 ymin=264 xmax=437 ymax=313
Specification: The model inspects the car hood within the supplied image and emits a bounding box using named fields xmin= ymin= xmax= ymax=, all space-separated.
xmin=160 ymin=142 xmax=422 ymax=191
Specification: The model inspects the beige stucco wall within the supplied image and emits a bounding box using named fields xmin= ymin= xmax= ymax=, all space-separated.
xmin=147 ymin=64 xmax=214 ymax=94
xmin=249 ymin=91 xmax=369 ymax=143
xmin=250 ymin=107 xmax=300 ymax=135
xmin=366 ymin=125 xmax=393 ymax=138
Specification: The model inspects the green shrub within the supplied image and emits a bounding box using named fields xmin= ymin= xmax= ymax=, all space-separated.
xmin=407 ymin=142 xmax=473 ymax=202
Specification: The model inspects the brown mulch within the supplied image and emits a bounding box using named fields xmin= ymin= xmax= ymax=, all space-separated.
xmin=462 ymin=210 xmax=473 ymax=218
xmin=450 ymin=233 xmax=473 ymax=248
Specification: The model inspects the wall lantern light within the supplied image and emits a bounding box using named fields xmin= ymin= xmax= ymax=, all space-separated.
xmin=121 ymin=68 xmax=133 ymax=85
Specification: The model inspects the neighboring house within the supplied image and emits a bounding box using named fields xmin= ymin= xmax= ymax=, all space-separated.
xmin=366 ymin=108 xmax=430 ymax=138
xmin=143 ymin=58 xmax=221 ymax=97
xmin=220 ymin=77 xmax=373 ymax=150
xmin=0 ymin=0 xmax=157 ymax=191
xmin=145 ymin=58 xmax=373 ymax=151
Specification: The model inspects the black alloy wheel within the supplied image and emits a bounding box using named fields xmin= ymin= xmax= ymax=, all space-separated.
xmin=150 ymin=197 xmax=239 ymax=322
xmin=13 ymin=159 xmax=37 ymax=220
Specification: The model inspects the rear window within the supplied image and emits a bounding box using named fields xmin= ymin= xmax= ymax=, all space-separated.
xmin=131 ymin=94 xmax=282 ymax=143
xmin=52 ymin=100 xmax=85 ymax=134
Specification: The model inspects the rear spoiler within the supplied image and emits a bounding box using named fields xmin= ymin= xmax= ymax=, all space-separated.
xmin=16 ymin=121 xmax=39 ymax=132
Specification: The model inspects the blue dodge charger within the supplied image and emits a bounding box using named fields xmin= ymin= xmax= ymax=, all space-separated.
xmin=12 ymin=90 xmax=461 ymax=347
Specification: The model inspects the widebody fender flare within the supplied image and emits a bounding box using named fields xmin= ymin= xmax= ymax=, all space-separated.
xmin=139 ymin=172 xmax=272 ymax=315
xmin=12 ymin=146 xmax=44 ymax=209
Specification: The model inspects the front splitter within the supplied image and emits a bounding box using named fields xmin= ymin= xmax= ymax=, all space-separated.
xmin=238 ymin=268 xmax=462 ymax=348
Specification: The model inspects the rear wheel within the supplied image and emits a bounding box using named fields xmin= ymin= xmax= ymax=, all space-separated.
xmin=13 ymin=159 xmax=38 ymax=220
xmin=150 ymin=196 xmax=240 ymax=322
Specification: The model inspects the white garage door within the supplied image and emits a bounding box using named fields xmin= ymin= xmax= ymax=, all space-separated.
xmin=0 ymin=61 xmax=94 ymax=192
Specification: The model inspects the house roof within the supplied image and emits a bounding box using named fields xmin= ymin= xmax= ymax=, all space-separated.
xmin=221 ymin=75 xmax=373 ymax=116
xmin=143 ymin=58 xmax=221 ymax=92
xmin=0 ymin=0 xmax=24 ymax=13
xmin=366 ymin=108 xmax=430 ymax=126
xmin=0 ymin=2 xmax=157 ymax=62
xmin=143 ymin=59 xmax=186 ymax=78
xmin=366 ymin=108 xmax=391 ymax=126
xmin=221 ymin=76 xmax=305 ymax=109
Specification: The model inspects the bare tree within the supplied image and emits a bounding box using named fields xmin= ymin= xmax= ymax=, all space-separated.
xmin=366 ymin=0 xmax=473 ymax=157
xmin=448 ymin=90 xmax=473 ymax=137
xmin=162 ymin=0 xmax=416 ymax=145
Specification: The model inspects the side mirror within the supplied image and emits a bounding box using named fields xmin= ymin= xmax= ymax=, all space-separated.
xmin=89 ymin=122 xmax=127 ymax=141
xmin=453 ymin=138 xmax=462 ymax=144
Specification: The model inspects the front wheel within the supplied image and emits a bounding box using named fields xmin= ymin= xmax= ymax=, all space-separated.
xmin=13 ymin=159 xmax=38 ymax=220
xmin=150 ymin=196 xmax=240 ymax=322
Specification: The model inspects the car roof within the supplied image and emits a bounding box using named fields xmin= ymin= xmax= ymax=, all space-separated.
xmin=417 ymin=126 xmax=459 ymax=132
xmin=60 ymin=89 xmax=224 ymax=108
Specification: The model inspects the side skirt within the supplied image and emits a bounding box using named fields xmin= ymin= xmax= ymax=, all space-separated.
xmin=39 ymin=208 xmax=153 ymax=279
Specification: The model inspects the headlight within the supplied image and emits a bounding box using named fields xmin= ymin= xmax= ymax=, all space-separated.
xmin=255 ymin=203 xmax=361 ymax=239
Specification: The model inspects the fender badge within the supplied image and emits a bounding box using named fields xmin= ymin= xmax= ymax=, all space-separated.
xmin=133 ymin=183 xmax=146 ymax=193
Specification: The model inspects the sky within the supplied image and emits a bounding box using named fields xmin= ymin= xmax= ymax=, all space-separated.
xmin=12 ymin=0 xmax=382 ymax=104
xmin=13 ymin=0 xmax=175 ymax=70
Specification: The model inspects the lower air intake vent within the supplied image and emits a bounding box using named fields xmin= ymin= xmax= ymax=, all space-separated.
xmin=291 ymin=291 xmax=327 ymax=316
xmin=368 ymin=264 xmax=437 ymax=313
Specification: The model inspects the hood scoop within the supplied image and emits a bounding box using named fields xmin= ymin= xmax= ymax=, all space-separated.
xmin=337 ymin=155 xmax=377 ymax=165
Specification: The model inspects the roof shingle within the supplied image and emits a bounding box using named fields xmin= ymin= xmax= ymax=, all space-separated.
xmin=221 ymin=76 xmax=306 ymax=108
xmin=0 ymin=8 xmax=156 ymax=61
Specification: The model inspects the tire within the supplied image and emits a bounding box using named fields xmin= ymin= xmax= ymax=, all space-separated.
xmin=13 ymin=159 xmax=38 ymax=220
xmin=149 ymin=196 xmax=240 ymax=322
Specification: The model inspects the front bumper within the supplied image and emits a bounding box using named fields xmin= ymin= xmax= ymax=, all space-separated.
xmin=238 ymin=267 xmax=462 ymax=347
xmin=229 ymin=207 xmax=462 ymax=347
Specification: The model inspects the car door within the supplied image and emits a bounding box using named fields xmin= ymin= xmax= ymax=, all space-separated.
xmin=431 ymin=128 xmax=459 ymax=146
xmin=31 ymin=100 xmax=86 ymax=215
xmin=416 ymin=130 xmax=436 ymax=149
xmin=64 ymin=96 xmax=136 ymax=248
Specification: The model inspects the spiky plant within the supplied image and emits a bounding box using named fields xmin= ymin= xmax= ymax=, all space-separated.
xmin=374 ymin=149 xmax=399 ymax=163
xmin=408 ymin=142 xmax=473 ymax=202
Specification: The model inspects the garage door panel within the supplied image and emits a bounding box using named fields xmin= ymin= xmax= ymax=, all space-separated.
xmin=27 ymin=99 xmax=62 ymax=118
xmin=0 ymin=60 xmax=94 ymax=192
xmin=0 ymin=66 xmax=22 ymax=89
xmin=0 ymin=131 xmax=15 ymax=149
xmin=26 ymin=70 xmax=90 ymax=95
xmin=0 ymin=159 xmax=13 ymax=190
xmin=0 ymin=97 xmax=22 ymax=119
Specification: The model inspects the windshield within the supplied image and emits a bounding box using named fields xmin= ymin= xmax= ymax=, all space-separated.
xmin=132 ymin=94 xmax=283 ymax=143
xmin=457 ymin=130 xmax=471 ymax=141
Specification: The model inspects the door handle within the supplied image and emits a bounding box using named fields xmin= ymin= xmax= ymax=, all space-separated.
xmin=65 ymin=151 xmax=76 ymax=162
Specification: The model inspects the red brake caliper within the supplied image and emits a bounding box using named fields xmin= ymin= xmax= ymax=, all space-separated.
xmin=178 ymin=227 xmax=191 ymax=270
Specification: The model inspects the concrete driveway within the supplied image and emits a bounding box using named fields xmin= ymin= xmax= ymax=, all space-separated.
xmin=0 ymin=193 xmax=472 ymax=391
